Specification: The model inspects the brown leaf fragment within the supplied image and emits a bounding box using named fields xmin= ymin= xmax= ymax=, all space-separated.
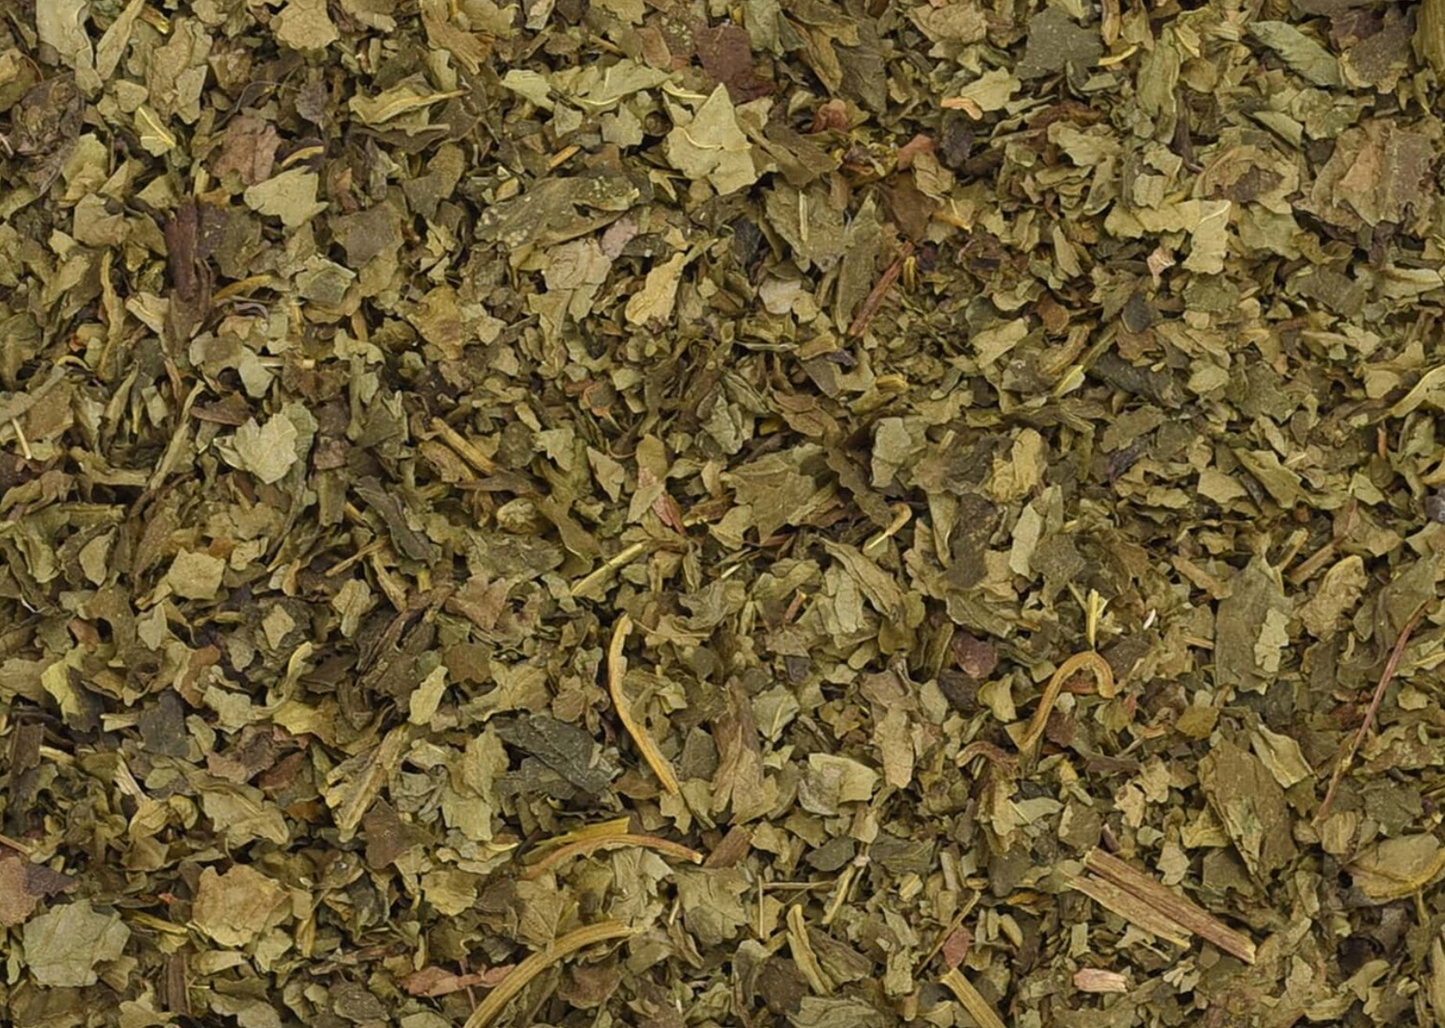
xmin=951 ymin=632 xmax=999 ymax=679
xmin=213 ymin=115 xmax=281 ymax=186
xmin=704 ymin=825 xmax=753 ymax=868
xmin=1306 ymin=120 xmax=1433 ymax=228
xmin=405 ymin=964 xmax=515 ymax=998
xmin=696 ymin=24 xmax=773 ymax=103
xmin=0 ymin=853 xmax=76 ymax=928
xmin=362 ymin=799 xmax=426 ymax=869
xmin=1198 ymin=739 xmax=1297 ymax=878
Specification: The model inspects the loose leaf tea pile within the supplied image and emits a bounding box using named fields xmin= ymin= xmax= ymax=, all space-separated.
xmin=4 ymin=0 xmax=1445 ymax=1024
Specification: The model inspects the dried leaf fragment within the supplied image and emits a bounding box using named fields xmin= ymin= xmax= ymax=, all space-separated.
xmin=1350 ymin=834 xmax=1445 ymax=901
xmin=191 ymin=865 xmax=288 ymax=947
xmin=624 ymin=252 xmax=688 ymax=326
xmin=22 ymin=900 xmax=130 ymax=987
xmin=221 ymin=414 xmax=300 ymax=484
xmin=665 ymin=85 xmax=760 ymax=196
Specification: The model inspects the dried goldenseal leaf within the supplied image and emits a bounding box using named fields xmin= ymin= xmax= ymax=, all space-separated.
xmin=1349 ymin=835 xmax=1445 ymax=901
xmin=12 ymin=0 xmax=1445 ymax=1023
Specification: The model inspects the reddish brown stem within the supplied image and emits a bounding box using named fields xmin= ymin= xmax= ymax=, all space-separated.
xmin=1317 ymin=602 xmax=1429 ymax=823
xmin=848 ymin=242 xmax=914 ymax=338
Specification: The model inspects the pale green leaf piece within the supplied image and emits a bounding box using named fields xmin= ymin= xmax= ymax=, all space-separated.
xmin=23 ymin=900 xmax=130 ymax=987
xmin=223 ymin=415 xmax=300 ymax=484
xmin=243 ymin=168 xmax=327 ymax=228
xmin=1249 ymin=22 xmax=1342 ymax=87
xmin=665 ymin=85 xmax=760 ymax=196
xmin=167 ymin=549 xmax=226 ymax=601
xmin=192 ymin=866 xmax=289 ymax=947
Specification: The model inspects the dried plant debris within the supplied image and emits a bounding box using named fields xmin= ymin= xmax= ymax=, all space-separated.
xmin=6 ymin=0 xmax=1445 ymax=1025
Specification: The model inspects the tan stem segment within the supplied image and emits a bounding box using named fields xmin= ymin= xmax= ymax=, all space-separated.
xmin=1016 ymin=651 xmax=1116 ymax=763
xmin=608 ymin=614 xmax=681 ymax=794
xmin=461 ymin=921 xmax=633 ymax=1028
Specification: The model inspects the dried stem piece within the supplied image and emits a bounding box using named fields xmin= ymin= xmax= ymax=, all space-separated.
xmin=461 ymin=920 xmax=633 ymax=1028
xmin=0 ymin=832 xmax=33 ymax=855
xmin=940 ymin=968 xmax=1008 ymax=1028
xmin=531 ymin=817 xmax=632 ymax=850
xmin=1317 ymin=601 xmax=1428 ymax=823
xmin=1063 ymin=872 xmax=1191 ymax=950
xmin=430 ymin=417 xmax=498 ymax=475
xmin=1017 ymin=652 xmax=1116 ymax=763
xmin=1083 ymin=849 xmax=1257 ymax=964
xmin=848 ymin=242 xmax=913 ymax=338
xmin=1074 ymin=968 xmax=1128 ymax=994
xmin=570 ymin=541 xmax=648 ymax=598
xmin=521 ymin=834 xmax=703 ymax=880
xmin=862 ymin=503 xmax=913 ymax=556
xmin=787 ymin=905 xmax=832 ymax=994
xmin=607 ymin=614 xmax=681 ymax=794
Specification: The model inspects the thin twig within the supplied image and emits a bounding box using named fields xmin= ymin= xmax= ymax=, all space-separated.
xmin=520 ymin=834 xmax=703 ymax=880
xmin=862 ymin=503 xmax=912 ymax=556
xmin=0 ymin=832 xmax=34 ymax=856
xmin=1017 ymin=652 xmax=1116 ymax=764
xmin=1064 ymin=871 xmax=1190 ymax=948
xmin=607 ymin=614 xmax=681 ymax=794
xmin=460 ymin=921 xmax=633 ymax=1028
xmin=940 ymin=967 xmax=1008 ymax=1028
xmin=430 ymin=417 xmax=498 ymax=475
xmin=569 ymin=541 xmax=648 ymax=598
xmin=848 ymin=242 xmax=913 ymax=338
xmin=1317 ymin=602 xmax=1429 ymax=823
xmin=787 ymin=905 xmax=832 ymax=994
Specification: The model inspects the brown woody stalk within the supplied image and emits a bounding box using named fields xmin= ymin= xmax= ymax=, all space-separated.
xmin=847 ymin=243 xmax=913 ymax=338
xmin=1083 ymin=849 xmax=1256 ymax=964
xmin=1063 ymin=872 xmax=1190 ymax=950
